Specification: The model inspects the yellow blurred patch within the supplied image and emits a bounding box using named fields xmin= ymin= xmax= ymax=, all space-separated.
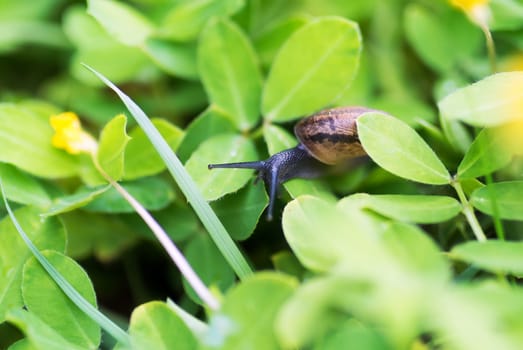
xmin=450 ymin=0 xmax=489 ymax=12
xmin=500 ymin=53 xmax=523 ymax=72
xmin=494 ymin=118 xmax=523 ymax=155
xmin=450 ymin=0 xmax=491 ymax=26
xmin=50 ymin=112 xmax=98 ymax=155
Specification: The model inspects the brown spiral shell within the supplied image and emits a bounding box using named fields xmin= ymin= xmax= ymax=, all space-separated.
xmin=294 ymin=106 xmax=370 ymax=165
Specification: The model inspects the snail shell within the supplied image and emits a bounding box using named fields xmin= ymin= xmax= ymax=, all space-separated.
xmin=294 ymin=106 xmax=369 ymax=165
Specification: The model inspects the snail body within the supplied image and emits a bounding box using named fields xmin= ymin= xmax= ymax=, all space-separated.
xmin=208 ymin=106 xmax=373 ymax=220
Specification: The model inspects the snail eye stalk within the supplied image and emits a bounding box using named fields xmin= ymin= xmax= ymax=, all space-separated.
xmin=208 ymin=146 xmax=320 ymax=221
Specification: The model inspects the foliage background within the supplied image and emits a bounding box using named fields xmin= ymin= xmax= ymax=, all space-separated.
xmin=2 ymin=0 xmax=523 ymax=349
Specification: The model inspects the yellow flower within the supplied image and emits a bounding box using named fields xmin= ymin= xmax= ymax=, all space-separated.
xmin=450 ymin=0 xmax=489 ymax=12
xmin=50 ymin=112 xmax=98 ymax=155
xmin=450 ymin=0 xmax=491 ymax=26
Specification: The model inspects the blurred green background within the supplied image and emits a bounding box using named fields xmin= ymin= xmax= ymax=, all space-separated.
xmin=1 ymin=0 xmax=523 ymax=339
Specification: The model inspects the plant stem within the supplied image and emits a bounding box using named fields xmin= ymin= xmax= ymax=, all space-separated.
xmin=452 ymin=179 xmax=487 ymax=242
xmin=477 ymin=23 xmax=504 ymax=240
xmin=480 ymin=24 xmax=497 ymax=74
xmin=94 ymin=159 xmax=220 ymax=311
xmin=484 ymin=173 xmax=505 ymax=240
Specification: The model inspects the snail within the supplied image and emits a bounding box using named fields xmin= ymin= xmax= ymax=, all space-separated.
xmin=208 ymin=106 xmax=373 ymax=220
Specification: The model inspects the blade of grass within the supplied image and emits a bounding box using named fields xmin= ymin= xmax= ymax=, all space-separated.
xmin=83 ymin=64 xmax=253 ymax=280
xmin=94 ymin=160 xmax=220 ymax=310
xmin=0 ymin=178 xmax=130 ymax=346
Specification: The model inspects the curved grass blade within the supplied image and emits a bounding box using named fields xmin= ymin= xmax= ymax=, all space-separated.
xmin=83 ymin=64 xmax=253 ymax=280
xmin=0 ymin=179 xmax=130 ymax=346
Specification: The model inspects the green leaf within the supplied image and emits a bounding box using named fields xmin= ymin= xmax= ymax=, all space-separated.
xmin=356 ymin=194 xmax=462 ymax=224
xmin=490 ymin=0 xmax=523 ymax=30
xmin=61 ymin=211 xmax=139 ymax=261
xmin=198 ymin=18 xmax=262 ymax=131
xmin=185 ymin=134 xmax=257 ymax=201
xmin=451 ymin=240 xmax=523 ymax=276
xmin=71 ymin=44 xmax=150 ymax=86
xmin=381 ymin=222 xmax=450 ymax=280
xmin=253 ymin=15 xmax=309 ymax=68
xmin=129 ymin=301 xmax=198 ymax=350
xmin=7 ymin=309 xmax=87 ymax=350
xmin=155 ymin=202 xmax=199 ymax=242
xmin=166 ymin=299 xmax=208 ymax=339
xmin=275 ymin=276 xmax=352 ymax=348
xmin=262 ymin=16 xmax=361 ymax=122
xmin=124 ymin=118 xmax=184 ymax=180
xmin=0 ymin=20 xmax=69 ymax=51
xmin=308 ymin=225 xmax=447 ymax=345
xmin=17 ymin=100 xmax=61 ymax=118
xmin=210 ymin=272 xmax=297 ymax=349
xmin=0 ymin=103 xmax=79 ymax=178
xmin=313 ymin=321 xmax=392 ymax=350
xmin=0 ymin=1 xmax=56 ymax=21
xmin=234 ymin=0 xmax=298 ymax=31
xmin=0 ymin=164 xmax=50 ymax=207
xmin=282 ymin=196 xmax=376 ymax=272
xmin=211 ymin=183 xmax=268 ymax=241
xmin=276 ymin=220 xmax=449 ymax=348
xmin=457 ymin=128 xmax=512 ymax=179
xmin=96 ymin=114 xmax=130 ymax=181
xmin=6 ymin=338 xmax=32 ymax=350
xmin=263 ymin=122 xmax=297 ymax=154
xmin=0 ymin=207 xmax=66 ymax=322
xmin=22 ymin=251 xmax=101 ymax=348
xmin=460 ymin=178 xmax=485 ymax=197
xmin=85 ymin=177 xmax=175 ymax=213
xmin=357 ymin=112 xmax=450 ymax=185
xmin=368 ymin=95 xmax=436 ymax=126
xmin=159 ymin=0 xmax=245 ymax=41
xmin=86 ymin=221 xmax=140 ymax=263
xmin=64 ymin=6 xmax=150 ymax=85
xmin=284 ymin=178 xmax=336 ymax=207
xmin=177 ymin=107 xmax=236 ymax=162
xmin=263 ymin=124 xmax=335 ymax=204
xmin=182 ymin=235 xmax=235 ymax=305
xmin=63 ymin=5 xmax=114 ymax=49
xmin=438 ymin=72 xmax=523 ymax=127
xmin=471 ymin=181 xmax=523 ymax=220
xmin=64 ymin=7 xmax=150 ymax=85
xmin=280 ymin=254 xmax=432 ymax=348
xmin=41 ymin=186 xmax=110 ymax=217
xmin=144 ymin=38 xmax=198 ymax=80
xmin=440 ymin=115 xmax=473 ymax=154
xmin=276 ymin=264 xmax=434 ymax=349
xmin=404 ymin=4 xmax=482 ymax=73
xmin=333 ymin=50 xmax=371 ymax=107
xmin=435 ymin=282 xmax=523 ymax=349
xmin=271 ymin=251 xmax=305 ymax=279
xmin=87 ymin=0 xmax=154 ymax=46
